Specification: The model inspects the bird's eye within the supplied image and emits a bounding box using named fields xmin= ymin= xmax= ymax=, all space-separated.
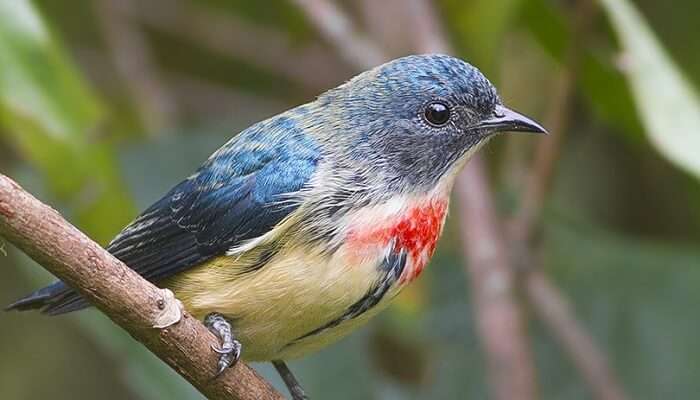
xmin=423 ymin=101 xmax=451 ymax=126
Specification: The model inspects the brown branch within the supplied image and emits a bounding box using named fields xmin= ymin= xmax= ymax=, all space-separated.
xmin=290 ymin=0 xmax=385 ymax=69
xmin=399 ymin=0 xmax=452 ymax=54
xmin=509 ymin=0 xmax=593 ymax=244
xmin=504 ymin=1 xmax=629 ymax=399
xmin=168 ymin=73 xmax=291 ymax=122
xmin=0 ymin=174 xmax=284 ymax=400
xmin=358 ymin=0 xmax=413 ymax=57
xmin=128 ymin=0 xmax=351 ymax=92
xmin=95 ymin=0 xmax=178 ymax=133
xmin=526 ymin=272 xmax=628 ymax=400
xmin=453 ymin=167 xmax=539 ymax=400
xmin=293 ymin=1 xmax=537 ymax=399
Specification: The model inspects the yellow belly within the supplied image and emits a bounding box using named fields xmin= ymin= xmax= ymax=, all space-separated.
xmin=163 ymin=245 xmax=393 ymax=361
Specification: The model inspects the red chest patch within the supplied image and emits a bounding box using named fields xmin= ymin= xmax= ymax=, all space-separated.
xmin=347 ymin=198 xmax=448 ymax=283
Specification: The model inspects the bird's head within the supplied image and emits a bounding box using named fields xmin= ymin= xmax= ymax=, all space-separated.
xmin=309 ymin=54 xmax=545 ymax=195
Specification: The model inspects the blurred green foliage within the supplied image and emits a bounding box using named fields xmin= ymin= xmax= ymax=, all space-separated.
xmin=0 ymin=0 xmax=134 ymax=243
xmin=0 ymin=0 xmax=699 ymax=399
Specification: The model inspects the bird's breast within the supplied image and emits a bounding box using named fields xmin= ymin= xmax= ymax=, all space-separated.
xmin=344 ymin=194 xmax=449 ymax=284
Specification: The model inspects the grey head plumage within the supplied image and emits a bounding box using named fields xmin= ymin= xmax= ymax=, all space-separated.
xmin=297 ymin=54 xmax=542 ymax=196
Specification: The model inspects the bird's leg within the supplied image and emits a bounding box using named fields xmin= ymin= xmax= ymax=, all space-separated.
xmin=272 ymin=360 xmax=309 ymax=400
xmin=204 ymin=312 xmax=242 ymax=376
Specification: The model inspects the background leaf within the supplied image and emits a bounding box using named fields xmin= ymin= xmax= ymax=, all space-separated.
xmin=0 ymin=0 xmax=134 ymax=242
xmin=521 ymin=0 xmax=642 ymax=136
xmin=600 ymin=0 xmax=700 ymax=179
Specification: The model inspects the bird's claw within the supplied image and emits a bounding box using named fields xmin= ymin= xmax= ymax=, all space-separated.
xmin=210 ymin=344 xmax=230 ymax=354
xmin=212 ymin=339 xmax=241 ymax=376
xmin=204 ymin=312 xmax=241 ymax=377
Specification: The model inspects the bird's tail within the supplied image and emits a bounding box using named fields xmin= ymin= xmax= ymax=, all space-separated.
xmin=5 ymin=281 xmax=89 ymax=315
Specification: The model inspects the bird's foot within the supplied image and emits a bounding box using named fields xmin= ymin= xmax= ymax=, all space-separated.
xmin=204 ymin=313 xmax=242 ymax=376
xmin=273 ymin=360 xmax=309 ymax=400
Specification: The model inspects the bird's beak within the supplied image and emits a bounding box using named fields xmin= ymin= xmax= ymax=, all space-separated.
xmin=477 ymin=104 xmax=547 ymax=134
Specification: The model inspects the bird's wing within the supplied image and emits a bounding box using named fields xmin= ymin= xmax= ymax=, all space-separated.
xmin=109 ymin=146 xmax=318 ymax=283
xmin=37 ymin=127 xmax=320 ymax=315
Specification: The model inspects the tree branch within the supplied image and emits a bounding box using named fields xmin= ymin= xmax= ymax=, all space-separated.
xmin=95 ymin=0 xmax=179 ymax=133
xmin=453 ymin=167 xmax=539 ymax=400
xmin=290 ymin=0 xmax=385 ymax=69
xmin=0 ymin=174 xmax=284 ymax=400
xmin=129 ymin=0 xmax=351 ymax=93
xmin=508 ymin=0 xmax=593 ymax=245
xmin=526 ymin=271 xmax=628 ymax=400
xmin=358 ymin=0 xmax=414 ymax=57
xmin=504 ymin=1 xmax=629 ymax=398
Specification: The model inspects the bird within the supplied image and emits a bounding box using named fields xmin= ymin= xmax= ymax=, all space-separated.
xmin=6 ymin=54 xmax=545 ymax=399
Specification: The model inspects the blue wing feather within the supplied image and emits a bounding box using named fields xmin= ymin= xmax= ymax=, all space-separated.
xmin=9 ymin=116 xmax=321 ymax=315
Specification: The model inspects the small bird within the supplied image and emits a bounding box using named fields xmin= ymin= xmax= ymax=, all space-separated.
xmin=7 ymin=54 xmax=544 ymax=399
